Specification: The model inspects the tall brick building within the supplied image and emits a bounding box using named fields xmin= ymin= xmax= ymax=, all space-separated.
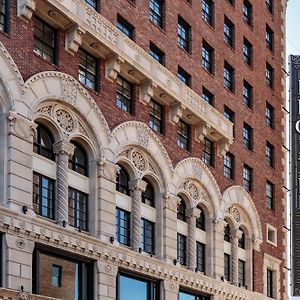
xmin=0 ymin=0 xmax=288 ymax=299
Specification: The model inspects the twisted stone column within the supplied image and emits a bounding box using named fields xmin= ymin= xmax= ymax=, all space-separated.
xmin=231 ymin=229 xmax=243 ymax=286
xmin=53 ymin=141 xmax=75 ymax=226
xmin=129 ymin=178 xmax=147 ymax=251
xmin=186 ymin=207 xmax=201 ymax=271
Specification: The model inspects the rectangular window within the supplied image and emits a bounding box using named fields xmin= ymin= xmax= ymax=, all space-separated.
xmin=224 ymin=17 xmax=234 ymax=48
xmin=150 ymin=0 xmax=164 ymax=28
xmin=224 ymin=152 xmax=234 ymax=179
xmin=177 ymin=233 xmax=187 ymax=266
xmin=202 ymin=0 xmax=214 ymax=26
xmin=224 ymin=62 xmax=234 ymax=92
xmin=33 ymin=250 xmax=93 ymax=299
xmin=0 ymin=0 xmax=8 ymax=32
xmin=178 ymin=66 xmax=191 ymax=86
xmin=116 ymin=208 xmax=131 ymax=246
xmin=141 ymin=218 xmax=155 ymax=254
xmin=243 ymin=0 xmax=252 ymax=26
xmin=202 ymin=41 xmax=214 ymax=74
xmin=243 ymin=164 xmax=252 ymax=192
xmin=266 ymin=142 xmax=274 ymax=167
xmin=34 ymin=17 xmax=56 ymax=64
xmin=202 ymin=87 xmax=214 ymax=105
xmin=149 ymin=100 xmax=163 ymax=134
xmin=178 ymin=16 xmax=191 ymax=52
xmin=266 ymin=0 xmax=273 ymax=13
xmin=238 ymin=260 xmax=246 ymax=287
xmin=177 ymin=119 xmax=190 ymax=151
xmin=33 ymin=172 xmax=55 ymax=219
xmin=117 ymin=15 xmax=134 ymax=39
xmin=149 ymin=43 xmax=164 ymax=65
xmin=85 ymin=0 xmax=97 ymax=9
xmin=266 ymin=102 xmax=274 ymax=128
xmin=266 ymin=24 xmax=274 ymax=51
xmin=224 ymin=106 xmax=235 ymax=136
xmin=267 ymin=269 xmax=274 ymax=298
xmin=243 ymin=38 xmax=252 ymax=66
xmin=179 ymin=290 xmax=210 ymax=300
xmin=196 ymin=242 xmax=206 ymax=273
xmin=243 ymin=122 xmax=252 ymax=150
xmin=118 ymin=272 xmax=160 ymax=300
xmin=243 ymin=80 xmax=252 ymax=108
xmin=68 ymin=188 xmax=88 ymax=231
xmin=202 ymin=137 xmax=214 ymax=167
xmin=266 ymin=62 xmax=274 ymax=88
xmin=224 ymin=253 xmax=231 ymax=281
xmin=116 ymin=76 xmax=133 ymax=114
xmin=79 ymin=48 xmax=97 ymax=91
xmin=266 ymin=181 xmax=274 ymax=210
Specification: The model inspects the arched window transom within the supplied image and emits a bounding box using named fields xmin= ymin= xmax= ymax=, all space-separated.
xmin=116 ymin=166 xmax=130 ymax=196
xmin=33 ymin=124 xmax=54 ymax=161
xmin=177 ymin=197 xmax=187 ymax=222
xmin=141 ymin=180 xmax=155 ymax=207
xmin=69 ymin=142 xmax=88 ymax=176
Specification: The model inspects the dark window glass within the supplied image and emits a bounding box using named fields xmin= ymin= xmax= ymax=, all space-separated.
xmin=227 ymin=0 xmax=234 ymax=5
xmin=0 ymin=0 xmax=8 ymax=32
xmin=238 ymin=260 xmax=246 ymax=287
xmin=142 ymin=180 xmax=155 ymax=207
xmin=177 ymin=198 xmax=186 ymax=222
xmin=117 ymin=16 xmax=134 ymax=39
xmin=202 ymin=41 xmax=213 ymax=73
xmin=243 ymin=80 xmax=252 ymax=108
xmin=51 ymin=265 xmax=62 ymax=287
xmin=224 ymin=62 xmax=234 ymax=92
xmin=0 ymin=234 xmax=2 ymax=287
xmin=202 ymin=138 xmax=213 ymax=167
xmin=224 ymin=223 xmax=230 ymax=242
xmin=85 ymin=0 xmax=97 ymax=9
xmin=68 ymin=188 xmax=88 ymax=231
xmin=224 ymin=106 xmax=235 ymax=136
xmin=266 ymin=142 xmax=274 ymax=167
xmin=266 ymin=25 xmax=274 ymax=51
xmin=224 ymin=17 xmax=234 ymax=47
xmin=116 ymin=76 xmax=133 ymax=113
xmin=149 ymin=100 xmax=163 ymax=133
xmin=224 ymin=152 xmax=234 ymax=179
xmin=177 ymin=233 xmax=187 ymax=266
xmin=266 ymin=102 xmax=274 ymax=128
xmin=150 ymin=0 xmax=163 ymax=28
xmin=34 ymin=18 xmax=56 ymax=64
xmin=266 ymin=63 xmax=274 ymax=88
xmin=117 ymin=273 xmax=160 ymax=300
xmin=33 ymin=172 xmax=55 ymax=219
xmin=141 ymin=218 xmax=155 ymax=254
xmin=149 ymin=43 xmax=164 ymax=65
xmin=238 ymin=230 xmax=245 ymax=249
xmin=267 ymin=269 xmax=274 ymax=298
xmin=178 ymin=16 xmax=191 ymax=52
xmin=33 ymin=125 xmax=54 ymax=161
xmin=178 ymin=66 xmax=191 ymax=86
xmin=243 ymin=164 xmax=252 ymax=192
xmin=243 ymin=0 xmax=252 ymax=26
xmin=243 ymin=123 xmax=252 ymax=150
xmin=79 ymin=48 xmax=97 ymax=90
xmin=116 ymin=208 xmax=131 ymax=246
xmin=202 ymin=0 xmax=213 ymax=26
xmin=116 ymin=167 xmax=130 ymax=196
xmin=177 ymin=119 xmax=190 ymax=151
xmin=179 ymin=290 xmax=210 ymax=300
xmin=266 ymin=0 xmax=273 ymax=13
xmin=224 ymin=253 xmax=231 ymax=281
xmin=196 ymin=209 xmax=205 ymax=231
xmin=202 ymin=87 xmax=214 ymax=105
xmin=196 ymin=242 xmax=206 ymax=273
xmin=243 ymin=38 xmax=252 ymax=66
xmin=69 ymin=142 xmax=88 ymax=176
xmin=266 ymin=181 xmax=274 ymax=210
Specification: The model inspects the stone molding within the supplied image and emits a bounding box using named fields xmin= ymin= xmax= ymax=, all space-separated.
xmin=17 ymin=0 xmax=36 ymax=21
xmin=65 ymin=25 xmax=86 ymax=55
xmin=140 ymin=80 xmax=157 ymax=105
xmin=105 ymin=55 xmax=124 ymax=82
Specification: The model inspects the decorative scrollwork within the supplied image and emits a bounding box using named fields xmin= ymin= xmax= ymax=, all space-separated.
xmin=131 ymin=151 xmax=147 ymax=172
xmin=184 ymin=180 xmax=199 ymax=201
xmin=55 ymin=109 xmax=75 ymax=133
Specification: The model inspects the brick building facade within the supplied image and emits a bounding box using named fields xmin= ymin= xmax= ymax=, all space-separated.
xmin=0 ymin=0 xmax=288 ymax=299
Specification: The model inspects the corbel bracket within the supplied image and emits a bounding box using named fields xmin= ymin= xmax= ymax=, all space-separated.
xmin=105 ymin=55 xmax=125 ymax=82
xmin=170 ymin=103 xmax=185 ymax=124
xmin=140 ymin=80 xmax=157 ymax=105
xmin=65 ymin=25 xmax=86 ymax=55
xmin=17 ymin=0 xmax=36 ymax=21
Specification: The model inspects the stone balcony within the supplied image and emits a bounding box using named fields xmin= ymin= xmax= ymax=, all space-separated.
xmin=19 ymin=0 xmax=234 ymax=156
xmin=0 ymin=288 xmax=59 ymax=300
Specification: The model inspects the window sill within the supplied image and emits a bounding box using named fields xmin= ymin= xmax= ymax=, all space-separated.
xmin=243 ymin=60 xmax=253 ymax=71
xmin=202 ymin=20 xmax=215 ymax=31
xmin=149 ymin=20 xmax=166 ymax=35
xmin=243 ymin=104 xmax=253 ymax=113
xmin=0 ymin=29 xmax=10 ymax=38
xmin=223 ymin=41 xmax=235 ymax=52
xmin=202 ymin=67 xmax=215 ymax=78
xmin=224 ymin=86 xmax=235 ymax=96
xmin=243 ymin=19 xmax=253 ymax=31
xmin=177 ymin=45 xmax=192 ymax=58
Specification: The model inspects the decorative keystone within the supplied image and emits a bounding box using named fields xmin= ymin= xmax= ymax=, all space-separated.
xmin=140 ymin=80 xmax=157 ymax=105
xmin=105 ymin=55 xmax=124 ymax=82
xmin=65 ymin=25 xmax=86 ymax=55
xmin=170 ymin=103 xmax=185 ymax=124
xmin=17 ymin=0 xmax=36 ymax=21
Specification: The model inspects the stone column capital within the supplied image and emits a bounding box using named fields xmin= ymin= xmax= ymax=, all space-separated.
xmin=186 ymin=207 xmax=201 ymax=219
xmin=53 ymin=141 xmax=75 ymax=157
xmin=213 ymin=218 xmax=227 ymax=232
xmin=230 ymin=228 xmax=243 ymax=241
xmin=129 ymin=178 xmax=147 ymax=192
xmin=98 ymin=159 xmax=120 ymax=181
xmin=164 ymin=194 xmax=181 ymax=212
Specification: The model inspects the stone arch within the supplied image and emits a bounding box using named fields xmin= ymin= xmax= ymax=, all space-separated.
xmin=173 ymin=158 xmax=222 ymax=219
xmin=221 ymin=185 xmax=263 ymax=242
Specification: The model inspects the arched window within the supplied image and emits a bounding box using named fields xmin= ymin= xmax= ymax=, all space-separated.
xmin=69 ymin=142 xmax=88 ymax=176
xmin=238 ymin=229 xmax=245 ymax=249
xmin=177 ymin=197 xmax=186 ymax=222
xmin=142 ymin=180 xmax=155 ymax=207
xmin=33 ymin=124 xmax=54 ymax=160
xmin=196 ymin=208 xmax=205 ymax=231
xmin=116 ymin=166 xmax=130 ymax=196
xmin=224 ymin=223 xmax=230 ymax=242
